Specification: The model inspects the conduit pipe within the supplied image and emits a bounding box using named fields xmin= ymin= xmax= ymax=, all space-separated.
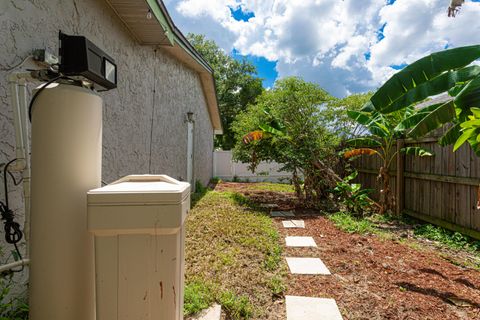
xmin=7 ymin=72 xmax=33 ymax=256
xmin=0 ymin=259 xmax=29 ymax=273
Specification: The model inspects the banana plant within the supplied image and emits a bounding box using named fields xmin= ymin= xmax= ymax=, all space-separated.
xmin=365 ymin=44 xmax=480 ymax=210
xmin=364 ymin=45 xmax=480 ymax=154
xmin=345 ymin=107 xmax=433 ymax=214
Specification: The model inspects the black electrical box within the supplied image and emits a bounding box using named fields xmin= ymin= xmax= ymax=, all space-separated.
xmin=59 ymin=32 xmax=117 ymax=90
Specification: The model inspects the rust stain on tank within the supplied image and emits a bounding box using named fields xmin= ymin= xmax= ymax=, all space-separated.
xmin=172 ymin=285 xmax=176 ymax=307
xmin=143 ymin=291 xmax=148 ymax=301
xmin=159 ymin=281 xmax=163 ymax=299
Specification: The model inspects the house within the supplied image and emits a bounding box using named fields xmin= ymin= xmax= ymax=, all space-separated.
xmin=0 ymin=0 xmax=221 ymax=306
xmin=1 ymin=1 xmax=221 ymax=218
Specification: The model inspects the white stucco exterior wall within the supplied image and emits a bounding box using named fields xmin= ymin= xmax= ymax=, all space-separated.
xmin=0 ymin=0 xmax=215 ymax=280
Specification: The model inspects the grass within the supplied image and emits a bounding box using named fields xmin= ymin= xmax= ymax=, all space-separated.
xmin=328 ymin=212 xmax=376 ymax=234
xmin=244 ymin=182 xmax=295 ymax=193
xmin=184 ymin=280 xmax=215 ymax=315
xmin=184 ymin=190 xmax=286 ymax=319
xmin=413 ymin=223 xmax=480 ymax=253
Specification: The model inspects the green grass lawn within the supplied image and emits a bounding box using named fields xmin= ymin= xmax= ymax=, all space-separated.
xmin=184 ymin=190 xmax=286 ymax=319
xmin=243 ymin=182 xmax=295 ymax=193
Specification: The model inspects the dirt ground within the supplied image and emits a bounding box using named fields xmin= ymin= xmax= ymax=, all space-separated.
xmin=214 ymin=182 xmax=480 ymax=320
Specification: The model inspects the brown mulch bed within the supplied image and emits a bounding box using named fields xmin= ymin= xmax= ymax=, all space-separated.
xmin=214 ymin=182 xmax=480 ymax=319
xmin=281 ymin=215 xmax=480 ymax=320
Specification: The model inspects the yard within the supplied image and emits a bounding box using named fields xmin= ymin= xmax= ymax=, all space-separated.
xmin=184 ymin=182 xmax=480 ymax=319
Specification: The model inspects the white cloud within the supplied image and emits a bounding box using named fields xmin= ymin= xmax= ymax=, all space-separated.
xmin=165 ymin=0 xmax=480 ymax=97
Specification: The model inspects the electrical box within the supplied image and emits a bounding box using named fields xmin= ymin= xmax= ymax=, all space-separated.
xmin=59 ymin=32 xmax=117 ymax=90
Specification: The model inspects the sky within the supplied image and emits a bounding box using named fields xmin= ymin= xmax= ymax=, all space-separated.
xmin=163 ymin=0 xmax=480 ymax=97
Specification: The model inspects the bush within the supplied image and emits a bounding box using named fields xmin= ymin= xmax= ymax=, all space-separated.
xmin=332 ymin=171 xmax=372 ymax=215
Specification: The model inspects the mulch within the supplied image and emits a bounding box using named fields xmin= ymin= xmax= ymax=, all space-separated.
xmin=214 ymin=182 xmax=480 ymax=320
xmin=282 ymin=215 xmax=480 ymax=320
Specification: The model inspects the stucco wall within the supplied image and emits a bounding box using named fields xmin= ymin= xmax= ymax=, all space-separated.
xmin=0 ymin=0 xmax=214 ymax=272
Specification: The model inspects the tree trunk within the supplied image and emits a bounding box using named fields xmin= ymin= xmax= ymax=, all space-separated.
xmin=292 ymin=169 xmax=303 ymax=200
xmin=378 ymin=165 xmax=395 ymax=214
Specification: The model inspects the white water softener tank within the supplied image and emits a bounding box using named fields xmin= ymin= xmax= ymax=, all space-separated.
xmin=29 ymin=83 xmax=101 ymax=320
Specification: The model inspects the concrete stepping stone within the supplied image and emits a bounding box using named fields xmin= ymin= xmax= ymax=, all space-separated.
xmin=285 ymin=236 xmax=316 ymax=247
xmin=286 ymin=257 xmax=331 ymax=275
xmin=260 ymin=203 xmax=278 ymax=208
xmin=192 ymin=304 xmax=221 ymax=320
xmin=282 ymin=220 xmax=305 ymax=228
xmin=286 ymin=296 xmax=343 ymax=320
xmin=270 ymin=210 xmax=295 ymax=217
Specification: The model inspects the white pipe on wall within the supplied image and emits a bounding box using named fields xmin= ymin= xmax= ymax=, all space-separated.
xmin=17 ymin=79 xmax=31 ymax=255
xmin=0 ymin=259 xmax=29 ymax=273
xmin=7 ymin=72 xmax=33 ymax=257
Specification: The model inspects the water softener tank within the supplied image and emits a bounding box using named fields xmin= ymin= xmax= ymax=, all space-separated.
xmin=29 ymin=83 xmax=102 ymax=320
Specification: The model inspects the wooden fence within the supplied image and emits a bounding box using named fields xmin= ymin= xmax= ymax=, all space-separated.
xmin=352 ymin=131 xmax=480 ymax=240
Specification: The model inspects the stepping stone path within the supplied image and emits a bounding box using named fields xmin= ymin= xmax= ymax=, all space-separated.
xmin=286 ymin=296 xmax=343 ymax=320
xmin=282 ymin=220 xmax=305 ymax=228
xmin=285 ymin=236 xmax=317 ymax=247
xmin=193 ymin=304 xmax=222 ymax=320
xmin=286 ymin=257 xmax=331 ymax=275
xmin=270 ymin=210 xmax=295 ymax=217
xmin=279 ymin=212 xmax=344 ymax=319
xmin=260 ymin=203 xmax=278 ymax=209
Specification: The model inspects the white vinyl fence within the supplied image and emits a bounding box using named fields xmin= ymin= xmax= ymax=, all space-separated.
xmin=213 ymin=150 xmax=293 ymax=182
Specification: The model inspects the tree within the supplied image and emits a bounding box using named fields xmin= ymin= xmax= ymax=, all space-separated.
xmin=363 ymin=44 xmax=480 ymax=210
xmin=345 ymin=107 xmax=433 ymax=214
xmin=232 ymin=77 xmax=341 ymax=204
xmin=187 ymin=34 xmax=264 ymax=150
xmin=324 ymin=92 xmax=374 ymax=139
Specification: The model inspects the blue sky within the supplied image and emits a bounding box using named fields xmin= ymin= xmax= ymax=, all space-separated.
xmin=165 ymin=0 xmax=480 ymax=97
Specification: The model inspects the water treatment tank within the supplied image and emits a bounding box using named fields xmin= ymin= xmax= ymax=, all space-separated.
xmin=30 ymin=83 xmax=101 ymax=320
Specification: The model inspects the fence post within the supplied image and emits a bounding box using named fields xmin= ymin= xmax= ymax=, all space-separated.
xmin=396 ymin=139 xmax=405 ymax=216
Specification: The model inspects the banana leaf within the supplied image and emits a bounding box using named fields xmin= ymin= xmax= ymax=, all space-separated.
xmin=471 ymin=107 xmax=480 ymax=118
xmin=439 ymin=123 xmax=461 ymax=146
xmin=259 ymin=124 xmax=285 ymax=137
xmin=380 ymin=66 xmax=480 ymax=114
xmin=394 ymin=102 xmax=447 ymax=132
xmin=454 ymin=128 xmax=478 ymax=151
xmin=401 ymin=147 xmax=434 ymax=157
xmin=361 ymin=101 xmax=375 ymax=112
xmin=371 ymin=45 xmax=480 ymax=113
xmin=242 ymin=130 xmax=266 ymax=144
xmin=409 ymin=101 xmax=456 ymax=138
xmin=454 ymin=74 xmax=480 ymax=110
xmin=347 ymin=110 xmax=390 ymax=137
xmin=344 ymin=148 xmax=379 ymax=159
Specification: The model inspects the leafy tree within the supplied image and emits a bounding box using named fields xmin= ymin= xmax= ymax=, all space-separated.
xmin=232 ymin=77 xmax=341 ymax=204
xmin=187 ymin=34 xmax=264 ymax=150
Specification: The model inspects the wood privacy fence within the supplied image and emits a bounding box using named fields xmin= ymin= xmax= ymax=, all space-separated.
xmin=351 ymin=132 xmax=480 ymax=240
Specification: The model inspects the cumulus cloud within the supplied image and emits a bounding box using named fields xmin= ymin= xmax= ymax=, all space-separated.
xmin=164 ymin=0 xmax=480 ymax=97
